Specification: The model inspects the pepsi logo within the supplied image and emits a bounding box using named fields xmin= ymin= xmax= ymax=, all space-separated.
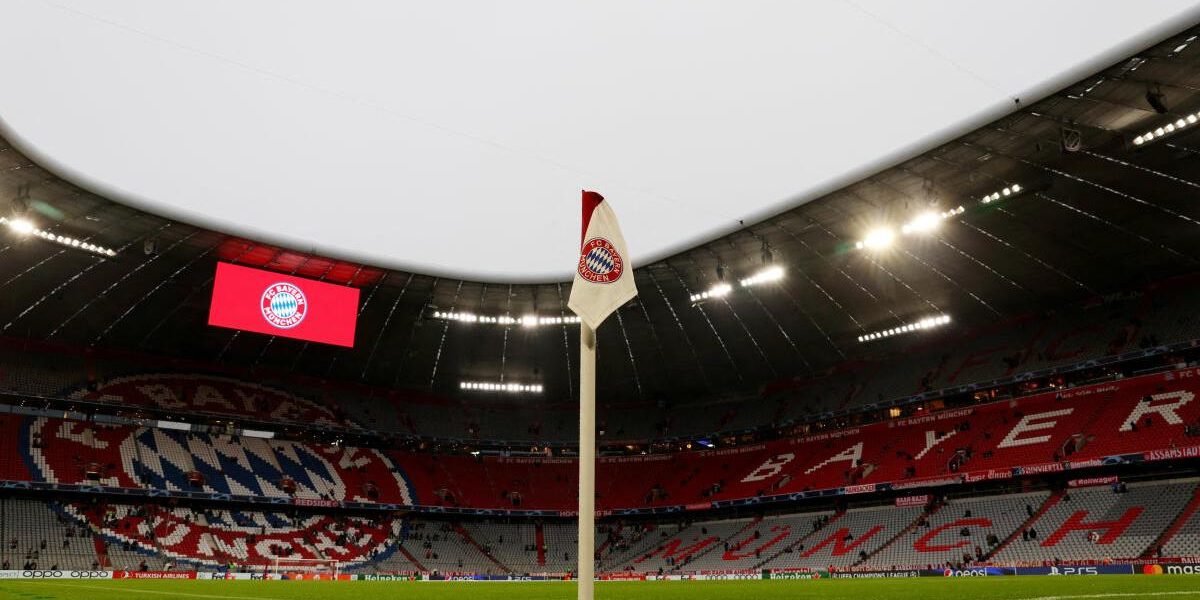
xmin=261 ymin=283 xmax=307 ymax=329
xmin=578 ymin=238 xmax=624 ymax=284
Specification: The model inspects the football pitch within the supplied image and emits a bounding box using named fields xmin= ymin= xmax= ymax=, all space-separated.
xmin=1 ymin=577 xmax=1199 ymax=600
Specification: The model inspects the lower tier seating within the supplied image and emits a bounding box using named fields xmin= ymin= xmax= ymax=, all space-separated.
xmin=990 ymin=480 xmax=1199 ymax=564
xmin=3 ymin=477 xmax=1200 ymax=573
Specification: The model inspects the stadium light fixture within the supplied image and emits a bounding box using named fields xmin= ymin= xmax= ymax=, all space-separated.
xmin=0 ymin=216 xmax=117 ymax=257
xmin=901 ymin=206 xmax=967 ymax=235
xmin=691 ymin=266 xmax=784 ymax=304
xmin=857 ymin=314 xmax=951 ymax=343
xmin=459 ymin=381 xmax=544 ymax=393
xmin=738 ymin=265 xmax=784 ymax=287
xmin=855 ymin=227 xmax=895 ymax=251
xmin=900 ymin=211 xmax=940 ymax=235
xmin=689 ymin=282 xmax=733 ymax=303
xmin=855 ymin=207 xmax=969 ymax=252
xmin=980 ymin=184 xmax=1022 ymax=204
xmin=1169 ymin=35 xmax=1197 ymax=56
xmin=6 ymin=217 xmax=34 ymax=235
xmin=432 ymin=310 xmax=580 ymax=327
xmin=1133 ymin=112 xmax=1200 ymax=146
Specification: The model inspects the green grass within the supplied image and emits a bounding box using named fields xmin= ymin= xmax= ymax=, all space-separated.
xmin=0 ymin=576 xmax=1199 ymax=600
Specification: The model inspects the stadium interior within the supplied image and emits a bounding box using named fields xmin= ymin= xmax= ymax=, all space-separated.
xmin=3 ymin=7 xmax=1200 ymax=599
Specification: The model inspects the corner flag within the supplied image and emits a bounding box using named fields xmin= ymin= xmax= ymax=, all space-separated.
xmin=568 ymin=190 xmax=636 ymax=600
xmin=567 ymin=191 xmax=638 ymax=328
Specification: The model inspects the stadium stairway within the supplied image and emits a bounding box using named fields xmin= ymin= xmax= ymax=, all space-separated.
xmin=453 ymin=524 xmax=511 ymax=573
xmin=1141 ymin=482 xmax=1200 ymax=558
xmin=72 ymin=504 xmax=166 ymax=570
xmin=92 ymin=537 xmax=110 ymax=568
xmin=715 ymin=516 xmax=765 ymax=556
xmin=535 ymin=524 xmax=545 ymax=566
xmin=198 ymin=513 xmax=237 ymax=569
xmin=665 ymin=531 xmax=721 ymax=572
xmin=623 ymin=520 xmax=745 ymax=573
xmin=1068 ymin=386 xmax=1123 ymax=458
xmin=984 ymin=490 xmax=1063 ymax=561
xmin=855 ymin=500 xmax=942 ymax=566
xmin=676 ymin=516 xmax=764 ymax=571
xmin=600 ymin=524 xmax=680 ymax=572
xmin=595 ymin=523 xmax=622 ymax=559
xmin=752 ymin=510 xmax=845 ymax=569
xmin=396 ymin=545 xmax=428 ymax=572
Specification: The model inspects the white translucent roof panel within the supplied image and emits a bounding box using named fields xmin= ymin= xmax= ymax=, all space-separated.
xmin=2 ymin=0 xmax=1198 ymax=281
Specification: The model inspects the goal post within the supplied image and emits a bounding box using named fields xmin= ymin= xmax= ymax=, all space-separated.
xmin=269 ymin=557 xmax=342 ymax=579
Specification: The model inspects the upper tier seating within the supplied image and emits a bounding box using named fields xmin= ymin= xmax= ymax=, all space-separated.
xmin=18 ymin=416 xmax=413 ymax=506
xmin=5 ymin=357 xmax=1200 ymax=512
xmin=5 ymin=275 xmax=1200 ymax=443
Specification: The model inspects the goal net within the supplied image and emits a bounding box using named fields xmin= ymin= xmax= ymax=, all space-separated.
xmin=269 ymin=558 xmax=341 ymax=579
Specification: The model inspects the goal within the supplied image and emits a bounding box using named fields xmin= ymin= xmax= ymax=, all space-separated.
xmin=269 ymin=557 xmax=342 ymax=579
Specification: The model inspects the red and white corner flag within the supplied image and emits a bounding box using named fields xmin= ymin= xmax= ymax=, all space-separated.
xmin=568 ymin=191 xmax=637 ymax=329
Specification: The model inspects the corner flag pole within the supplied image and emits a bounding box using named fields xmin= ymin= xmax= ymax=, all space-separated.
xmin=568 ymin=190 xmax=635 ymax=600
xmin=577 ymin=321 xmax=596 ymax=600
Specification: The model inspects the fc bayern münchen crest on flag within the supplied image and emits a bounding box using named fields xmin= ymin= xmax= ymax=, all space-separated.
xmin=578 ymin=237 xmax=624 ymax=284
xmin=568 ymin=191 xmax=637 ymax=330
xmin=261 ymin=282 xmax=307 ymax=329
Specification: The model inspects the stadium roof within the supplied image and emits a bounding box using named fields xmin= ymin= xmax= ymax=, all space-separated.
xmin=2 ymin=2 xmax=1199 ymax=281
xmin=2 ymin=16 xmax=1200 ymax=411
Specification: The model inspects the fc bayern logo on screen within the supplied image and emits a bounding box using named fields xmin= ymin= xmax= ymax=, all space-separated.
xmin=578 ymin=237 xmax=623 ymax=284
xmin=261 ymin=282 xmax=307 ymax=329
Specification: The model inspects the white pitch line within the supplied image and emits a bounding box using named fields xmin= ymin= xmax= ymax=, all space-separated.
xmin=1022 ymin=592 xmax=1200 ymax=600
xmin=24 ymin=581 xmax=282 ymax=600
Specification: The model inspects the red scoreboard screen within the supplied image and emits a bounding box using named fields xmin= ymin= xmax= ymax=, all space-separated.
xmin=207 ymin=262 xmax=360 ymax=347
